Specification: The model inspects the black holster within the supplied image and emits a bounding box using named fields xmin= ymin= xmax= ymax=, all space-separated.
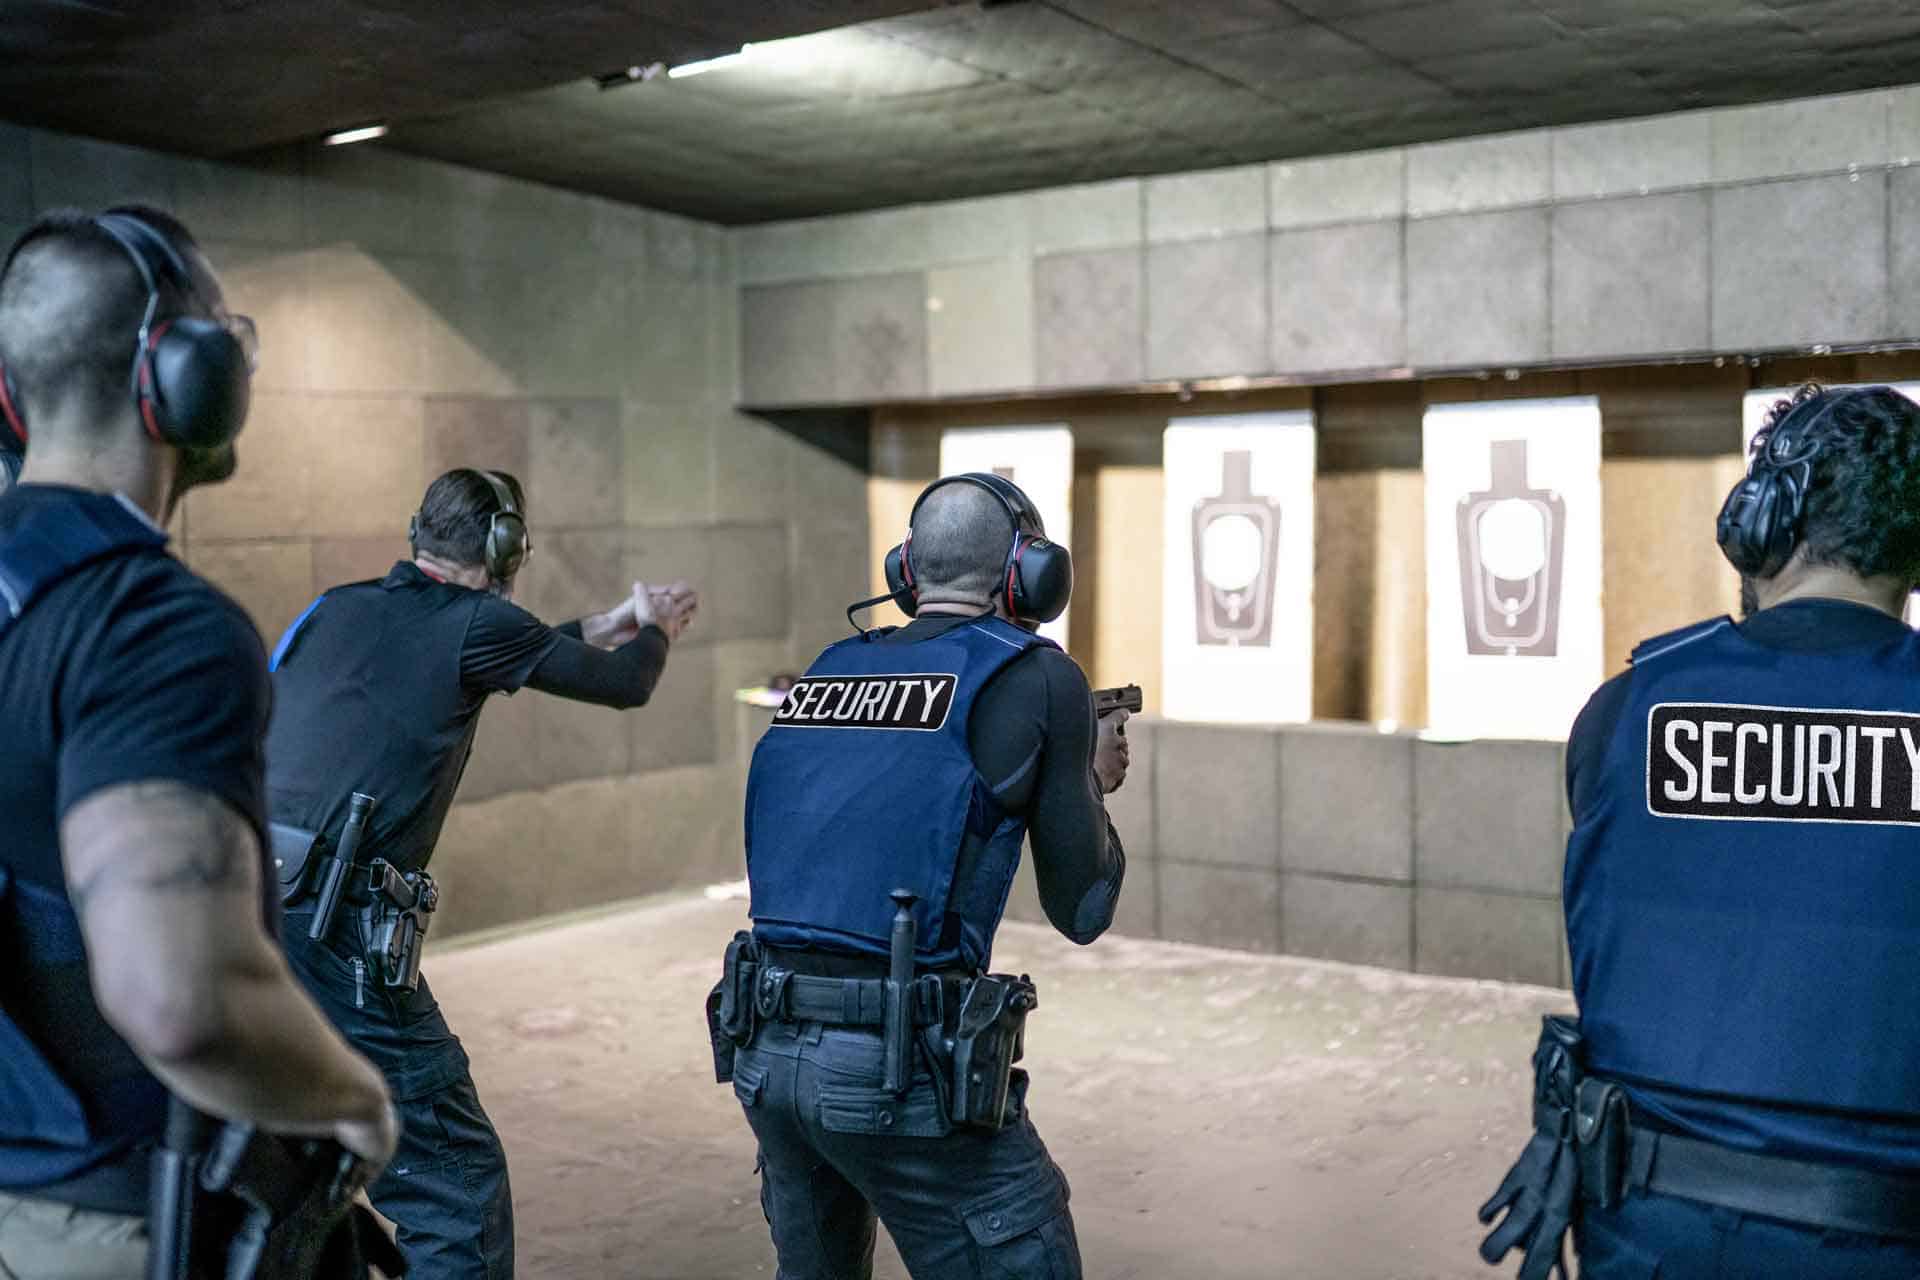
xmin=361 ymin=861 xmax=437 ymax=995
xmin=939 ymin=973 xmax=1037 ymax=1131
xmin=705 ymin=931 xmax=759 ymax=1084
xmin=146 ymin=1100 xmax=406 ymax=1280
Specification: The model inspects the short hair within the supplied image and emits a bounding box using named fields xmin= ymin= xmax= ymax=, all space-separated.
xmin=411 ymin=468 xmax=527 ymax=568
xmin=909 ymin=481 xmax=1019 ymax=606
xmin=0 ymin=206 xmax=201 ymax=437
xmin=1754 ymin=382 xmax=1920 ymax=582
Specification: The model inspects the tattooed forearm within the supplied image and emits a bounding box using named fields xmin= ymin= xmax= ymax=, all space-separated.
xmin=64 ymin=781 xmax=257 ymax=918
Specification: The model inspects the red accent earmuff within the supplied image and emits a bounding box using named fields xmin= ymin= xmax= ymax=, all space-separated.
xmin=136 ymin=321 xmax=173 ymax=443
xmin=885 ymin=472 xmax=1072 ymax=625
xmin=0 ymin=363 xmax=27 ymax=451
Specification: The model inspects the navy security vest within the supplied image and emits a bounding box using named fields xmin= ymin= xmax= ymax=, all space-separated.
xmin=1567 ymin=615 xmax=1920 ymax=1122
xmin=746 ymin=618 xmax=1053 ymax=971
xmin=0 ymin=492 xmax=173 ymax=1189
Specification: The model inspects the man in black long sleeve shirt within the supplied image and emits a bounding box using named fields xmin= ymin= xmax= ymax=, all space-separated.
xmin=723 ymin=473 xmax=1128 ymax=1279
xmin=266 ymin=467 xmax=697 ymax=1280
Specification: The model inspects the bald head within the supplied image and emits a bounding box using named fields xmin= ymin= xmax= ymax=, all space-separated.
xmin=909 ymin=480 xmax=1021 ymax=608
xmin=0 ymin=208 xmax=212 ymax=447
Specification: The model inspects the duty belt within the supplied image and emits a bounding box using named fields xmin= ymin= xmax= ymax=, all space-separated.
xmin=1595 ymin=1122 xmax=1920 ymax=1243
xmin=1481 ymin=1015 xmax=1920 ymax=1280
xmin=752 ymin=965 xmax=957 ymax=1030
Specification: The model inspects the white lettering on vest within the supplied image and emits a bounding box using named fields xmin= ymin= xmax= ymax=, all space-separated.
xmin=1733 ymin=723 xmax=1767 ymax=805
xmin=1903 ymin=727 xmax=1920 ymax=810
xmin=1862 ymin=725 xmax=1894 ymax=809
xmin=1809 ymin=725 xmax=1843 ymax=808
xmin=1664 ymin=718 xmax=1700 ymax=801
xmin=1772 ymin=723 xmax=1805 ymax=806
xmin=1699 ymin=721 xmax=1732 ymax=803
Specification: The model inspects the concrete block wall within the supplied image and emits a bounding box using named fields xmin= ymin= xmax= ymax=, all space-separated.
xmin=1006 ymin=718 xmax=1571 ymax=987
xmin=2 ymin=125 xmax=867 ymax=939
xmin=737 ymin=85 xmax=1920 ymax=405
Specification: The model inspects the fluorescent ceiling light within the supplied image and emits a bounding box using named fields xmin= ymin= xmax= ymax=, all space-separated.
xmin=322 ymin=124 xmax=388 ymax=146
xmin=668 ymin=45 xmax=752 ymax=78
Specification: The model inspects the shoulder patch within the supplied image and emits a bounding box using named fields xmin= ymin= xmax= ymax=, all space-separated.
xmin=771 ymin=672 xmax=956 ymax=731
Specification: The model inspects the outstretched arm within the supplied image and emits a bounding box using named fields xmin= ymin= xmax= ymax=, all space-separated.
xmin=465 ymin=580 xmax=698 ymax=708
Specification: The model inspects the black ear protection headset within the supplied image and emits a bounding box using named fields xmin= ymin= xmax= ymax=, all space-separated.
xmin=1716 ymin=390 xmax=1832 ymax=579
xmin=0 ymin=211 xmax=253 ymax=455
xmin=876 ymin=472 xmax=1072 ymax=626
xmin=409 ymin=470 xmax=532 ymax=585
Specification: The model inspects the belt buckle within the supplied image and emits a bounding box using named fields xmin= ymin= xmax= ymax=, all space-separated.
xmin=754 ymin=967 xmax=793 ymax=1021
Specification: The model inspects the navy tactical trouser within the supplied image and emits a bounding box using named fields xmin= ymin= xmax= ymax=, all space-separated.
xmin=283 ymin=910 xmax=514 ymax=1280
xmin=733 ymin=1018 xmax=1080 ymax=1280
xmin=1578 ymin=1192 xmax=1920 ymax=1279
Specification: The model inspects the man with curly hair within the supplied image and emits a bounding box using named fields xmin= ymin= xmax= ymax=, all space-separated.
xmin=1479 ymin=384 xmax=1920 ymax=1279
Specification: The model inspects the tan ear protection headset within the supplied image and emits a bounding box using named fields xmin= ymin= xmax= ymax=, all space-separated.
xmin=409 ymin=469 xmax=532 ymax=584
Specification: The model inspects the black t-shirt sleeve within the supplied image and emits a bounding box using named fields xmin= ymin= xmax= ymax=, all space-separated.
xmin=522 ymin=626 xmax=669 ymax=710
xmin=970 ymin=647 xmax=1126 ymax=944
xmin=460 ymin=593 xmax=567 ymax=693
xmin=58 ymin=575 xmax=271 ymax=838
xmin=1566 ymin=668 xmax=1635 ymax=823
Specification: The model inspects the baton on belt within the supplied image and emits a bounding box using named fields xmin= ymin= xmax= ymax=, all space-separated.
xmin=882 ymin=889 xmax=918 ymax=1096
xmin=309 ymin=792 xmax=375 ymax=942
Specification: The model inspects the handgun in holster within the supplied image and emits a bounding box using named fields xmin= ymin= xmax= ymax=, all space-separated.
xmin=362 ymin=860 xmax=438 ymax=995
xmin=147 ymin=1098 xmax=406 ymax=1280
xmin=943 ymin=973 xmax=1037 ymax=1130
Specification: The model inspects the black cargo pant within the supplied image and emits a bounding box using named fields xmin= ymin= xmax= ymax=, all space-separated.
xmin=283 ymin=908 xmax=514 ymax=1280
xmin=733 ymin=1018 xmax=1080 ymax=1279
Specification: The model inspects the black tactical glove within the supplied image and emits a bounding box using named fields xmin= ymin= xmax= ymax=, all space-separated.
xmin=1477 ymin=1015 xmax=1583 ymax=1280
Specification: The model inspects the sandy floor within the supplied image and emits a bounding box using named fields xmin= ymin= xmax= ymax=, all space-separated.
xmin=425 ymin=893 xmax=1573 ymax=1279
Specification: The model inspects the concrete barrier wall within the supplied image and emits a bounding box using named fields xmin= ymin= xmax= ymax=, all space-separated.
xmin=4 ymin=124 xmax=868 ymax=941
xmin=1004 ymin=718 xmax=1572 ymax=988
xmin=736 ymin=84 xmax=1920 ymax=406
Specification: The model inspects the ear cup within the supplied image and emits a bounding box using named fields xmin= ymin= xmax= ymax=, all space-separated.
xmin=0 ymin=362 xmax=26 ymax=451
xmin=882 ymin=543 xmax=917 ymax=617
xmin=140 ymin=316 xmax=251 ymax=449
xmin=1007 ymin=533 xmax=1073 ymax=623
xmin=484 ymin=513 xmax=530 ymax=582
xmin=1717 ymin=400 xmax=1825 ymax=580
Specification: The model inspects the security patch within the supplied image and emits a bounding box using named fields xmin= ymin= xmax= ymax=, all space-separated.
xmin=772 ymin=673 xmax=957 ymax=731
xmin=1647 ymin=701 xmax=1920 ymax=825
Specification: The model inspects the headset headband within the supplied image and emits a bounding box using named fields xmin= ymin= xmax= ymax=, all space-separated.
xmin=908 ymin=471 xmax=1043 ymax=541
xmin=476 ymin=469 xmax=519 ymax=519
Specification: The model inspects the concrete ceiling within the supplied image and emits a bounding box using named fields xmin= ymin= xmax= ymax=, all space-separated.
xmin=5 ymin=1 xmax=1919 ymax=226
xmin=0 ymin=0 xmax=937 ymax=154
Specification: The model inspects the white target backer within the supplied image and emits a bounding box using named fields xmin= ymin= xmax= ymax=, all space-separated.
xmin=1424 ymin=397 xmax=1604 ymax=740
xmin=1161 ymin=413 xmax=1316 ymax=723
xmin=937 ymin=426 xmax=1075 ymax=647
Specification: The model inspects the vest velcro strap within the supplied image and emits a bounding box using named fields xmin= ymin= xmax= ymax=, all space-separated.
xmin=1603 ymin=1126 xmax=1920 ymax=1241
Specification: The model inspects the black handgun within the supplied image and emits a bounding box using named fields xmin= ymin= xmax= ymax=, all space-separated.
xmin=365 ymin=860 xmax=438 ymax=995
xmin=1092 ymin=684 xmax=1142 ymax=718
xmin=308 ymin=793 xmax=376 ymax=943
